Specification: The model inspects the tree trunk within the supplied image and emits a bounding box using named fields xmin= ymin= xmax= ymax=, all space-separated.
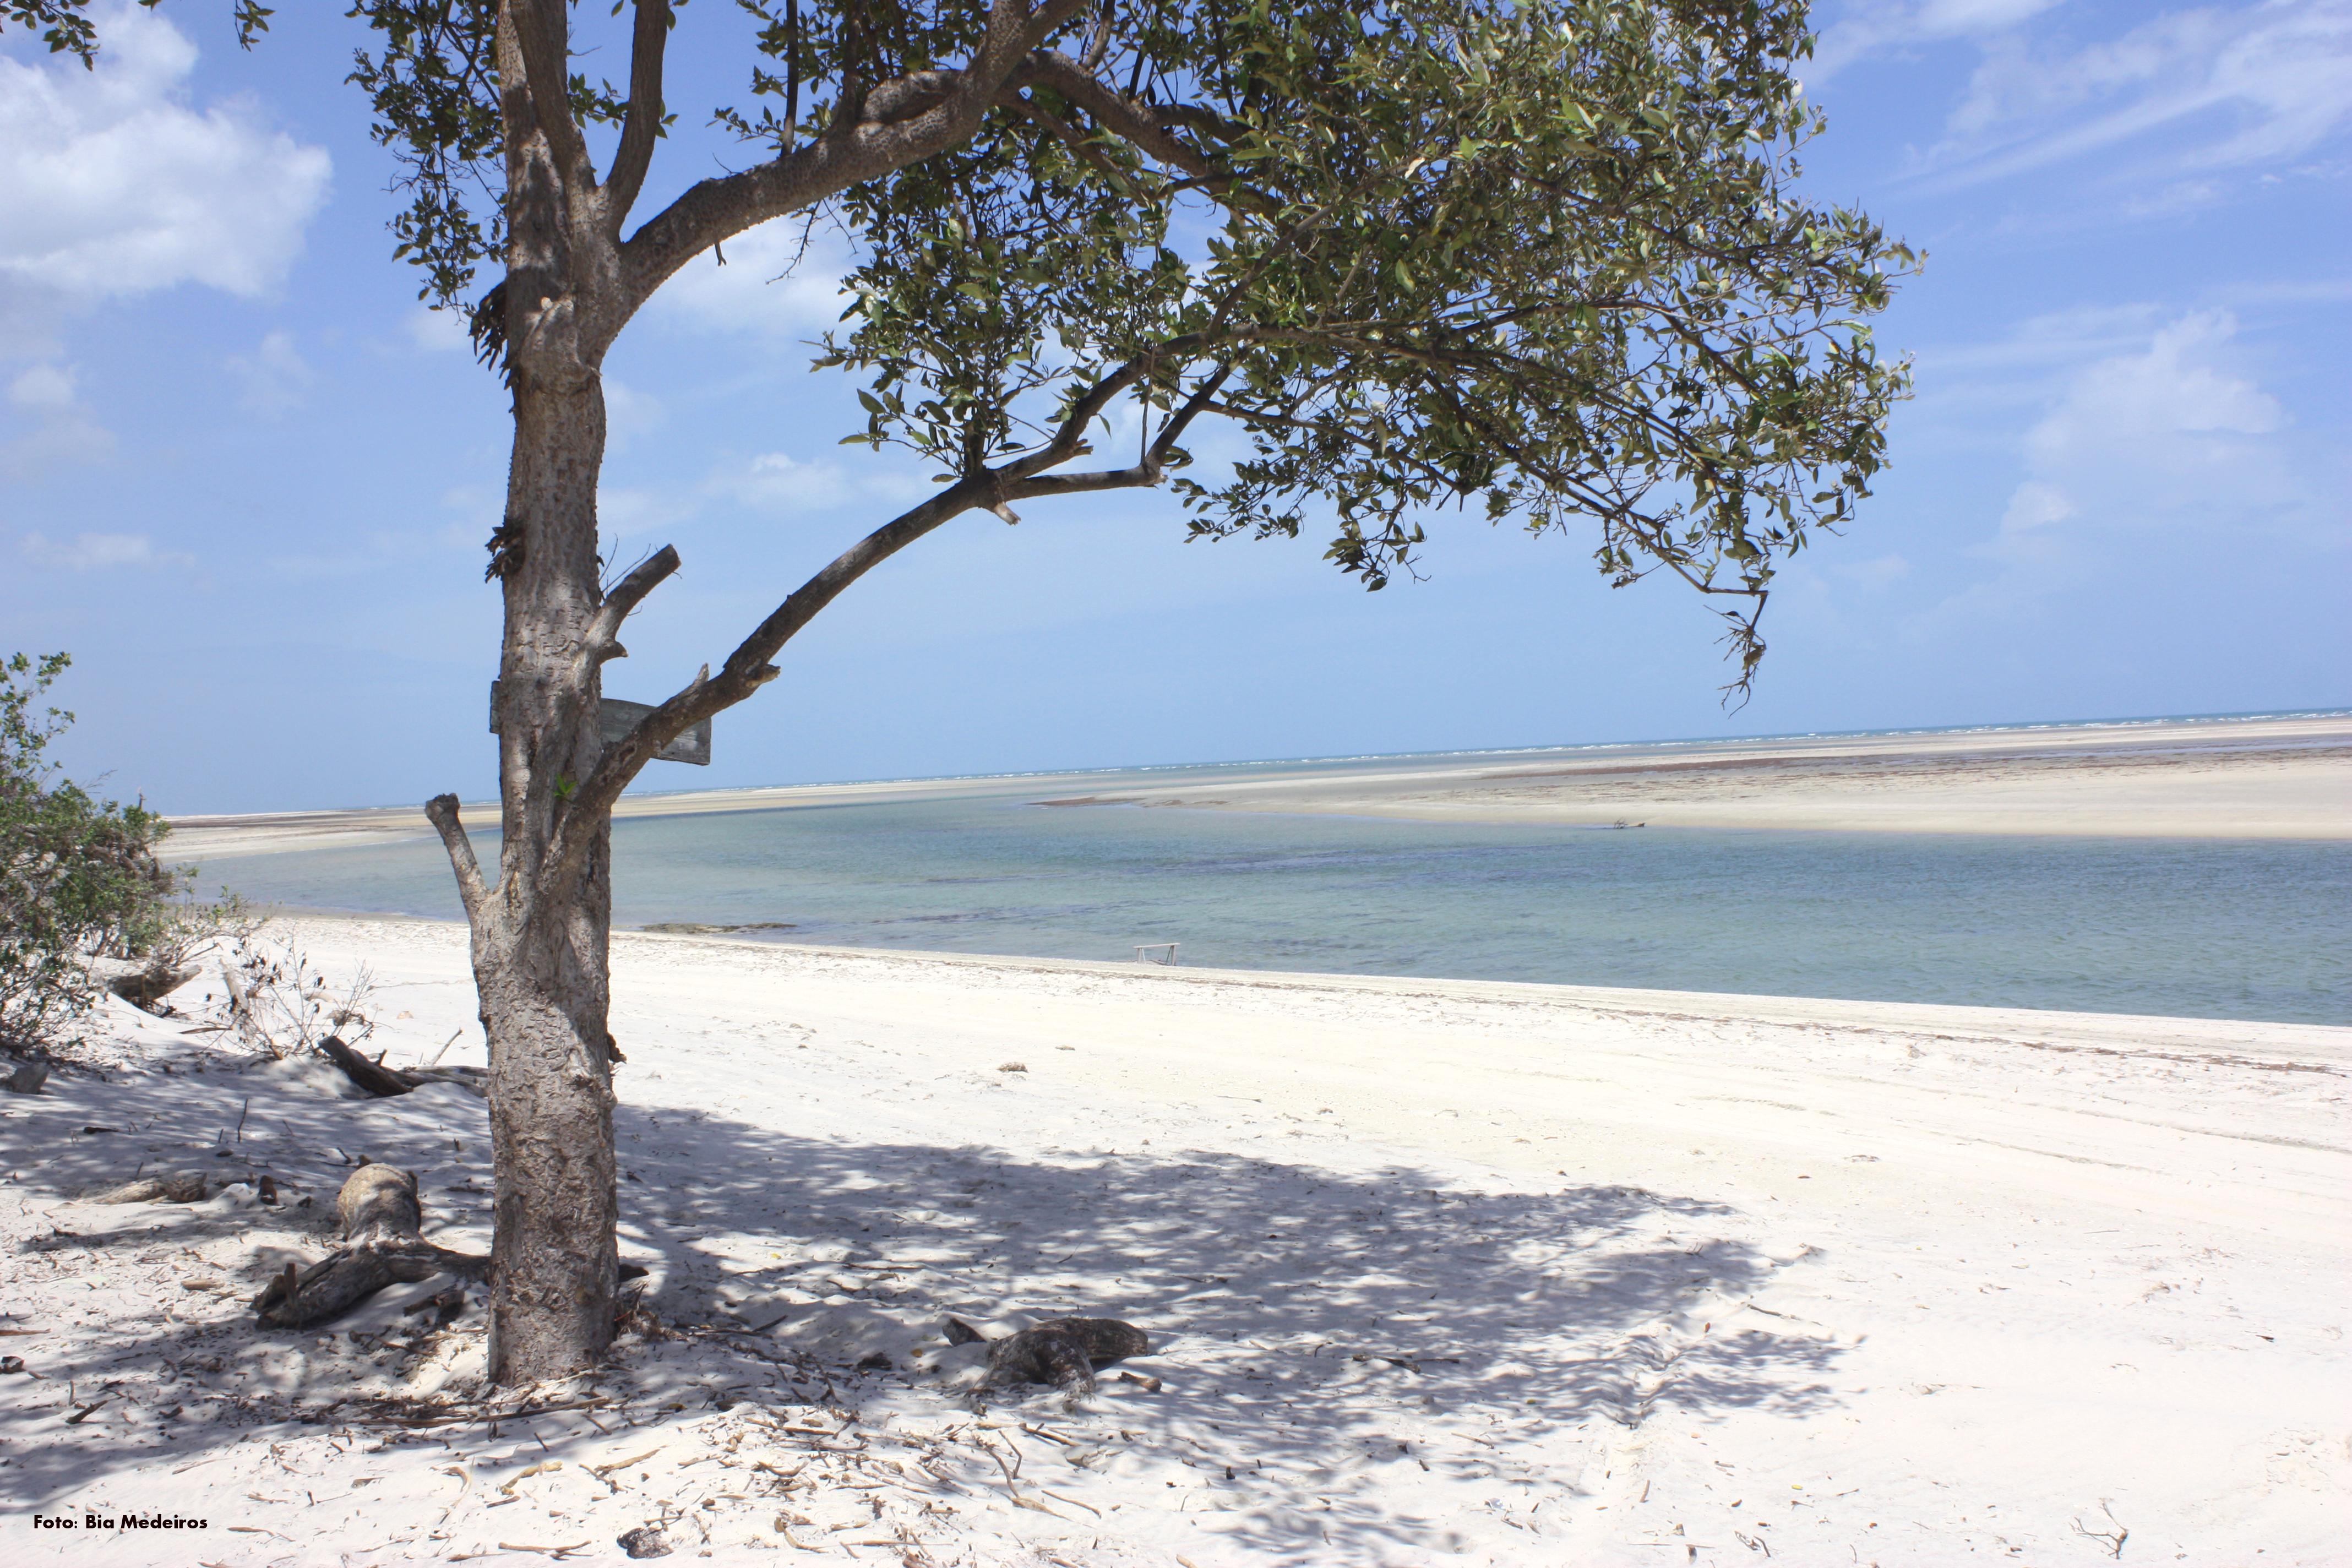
xmin=476 ymin=912 xmax=618 ymax=1383
xmin=468 ymin=345 xmax=627 ymax=1383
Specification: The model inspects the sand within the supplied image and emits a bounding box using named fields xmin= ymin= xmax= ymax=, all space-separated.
xmin=4 ymin=916 xmax=2346 ymax=1564
xmin=167 ymin=714 xmax=2352 ymax=858
xmin=1039 ymin=714 xmax=2352 ymax=839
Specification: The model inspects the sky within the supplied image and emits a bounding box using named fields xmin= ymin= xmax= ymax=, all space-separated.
xmin=1 ymin=0 xmax=2346 ymax=814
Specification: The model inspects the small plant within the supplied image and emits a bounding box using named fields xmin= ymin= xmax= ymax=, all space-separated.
xmin=0 ymin=652 xmax=189 ymax=1049
xmin=214 ymin=924 xmax=378 ymax=1060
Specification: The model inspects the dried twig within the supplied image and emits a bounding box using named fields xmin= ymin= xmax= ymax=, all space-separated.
xmin=2071 ymin=1500 xmax=2129 ymax=1559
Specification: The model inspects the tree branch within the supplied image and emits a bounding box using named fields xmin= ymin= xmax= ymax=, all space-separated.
xmin=605 ymin=0 xmax=672 ymax=233
xmin=511 ymin=0 xmax=598 ymax=195
xmin=1012 ymin=50 xmax=1223 ymax=187
xmin=538 ymin=350 xmax=1233 ymax=899
xmin=614 ymin=0 xmax=1090 ymax=331
xmin=425 ymin=793 xmax=491 ymax=927
xmin=584 ymin=543 xmax=680 ymax=667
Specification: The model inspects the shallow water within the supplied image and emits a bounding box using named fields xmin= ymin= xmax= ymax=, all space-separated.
xmin=193 ymin=766 xmax=2351 ymax=1026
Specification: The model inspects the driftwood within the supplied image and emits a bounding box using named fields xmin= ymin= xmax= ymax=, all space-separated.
xmin=86 ymin=1172 xmax=209 ymax=1204
xmin=254 ymin=1164 xmax=489 ymax=1330
xmin=313 ymin=1037 xmax=487 ymax=1099
xmin=108 ymin=963 xmax=198 ymax=1012
xmin=945 ymin=1315 xmax=1150 ymax=1395
xmin=317 ymin=1036 xmax=415 ymax=1097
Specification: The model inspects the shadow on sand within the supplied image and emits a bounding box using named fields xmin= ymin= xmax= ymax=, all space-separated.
xmin=4 ymin=1059 xmax=1843 ymax=1557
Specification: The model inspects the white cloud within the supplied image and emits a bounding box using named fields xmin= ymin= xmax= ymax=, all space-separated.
xmin=603 ymin=376 xmax=664 ymax=451
xmin=405 ymin=306 xmax=470 ymax=353
xmin=0 ymin=2 xmax=330 ymax=322
xmin=1923 ymin=1 xmax=2352 ymax=189
xmin=2 ymin=358 xmax=113 ymax=474
xmin=652 ymin=218 xmax=857 ymax=339
xmin=1830 ymin=551 xmax=1913 ymax=590
xmin=227 ymin=329 xmax=312 ymax=413
xmin=707 ymin=451 xmax=853 ymax=512
xmin=8 ymin=362 xmax=76 ymax=410
xmin=1984 ymin=480 xmax=2075 ymax=564
xmin=1810 ymin=0 xmax=2064 ymax=81
xmin=21 ymin=530 xmax=193 ymax=571
xmin=596 ymin=484 xmax=698 ymax=537
xmin=2023 ymin=311 xmax=2282 ymax=472
xmin=1984 ymin=311 xmax=2297 ymax=564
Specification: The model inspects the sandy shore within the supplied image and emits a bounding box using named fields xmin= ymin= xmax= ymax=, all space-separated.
xmin=4 ymin=917 xmax=2346 ymax=1564
xmin=168 ymin=714 xmax=2351 ymax=857
xmin=1041 ymin=713 xmax=2352 ymax=838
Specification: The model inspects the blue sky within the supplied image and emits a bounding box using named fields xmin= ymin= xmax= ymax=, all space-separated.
xmin=2 ymin=0 xmax=2346 ymax=814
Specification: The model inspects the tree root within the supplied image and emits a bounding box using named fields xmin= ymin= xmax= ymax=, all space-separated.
xmin=254 ymin=1163 xmax=489 ymax=1330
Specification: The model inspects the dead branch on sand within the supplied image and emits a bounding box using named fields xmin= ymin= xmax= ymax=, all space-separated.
xmin=253 ymin=1163 xmax=489 ymax=1331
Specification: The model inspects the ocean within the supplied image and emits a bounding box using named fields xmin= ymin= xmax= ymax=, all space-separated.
xmin=187 ymin=729 xmax=2351 ymax=1027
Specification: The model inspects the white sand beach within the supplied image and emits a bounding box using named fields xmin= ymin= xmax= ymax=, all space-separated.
xmin=4 ymin=916 xmax=2346 ymax=1564
xmin=167 ymin=714 xmax=2352 ymax=860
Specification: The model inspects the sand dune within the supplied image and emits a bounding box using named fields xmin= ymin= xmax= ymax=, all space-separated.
xmin=5 ymin=917 xmax=2346 ymax=1563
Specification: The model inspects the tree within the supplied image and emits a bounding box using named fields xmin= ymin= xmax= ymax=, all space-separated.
xmin=9 ymin=0 xmax=1910 ymax=1384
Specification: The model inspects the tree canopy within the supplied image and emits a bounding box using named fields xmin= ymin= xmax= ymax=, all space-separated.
xmin=822 ymin=1 xmax=1913 ymax=695
xmin=335 ymin=2 xmax=1911 ymax=699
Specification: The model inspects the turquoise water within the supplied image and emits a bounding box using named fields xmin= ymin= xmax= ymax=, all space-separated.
xmin=192 ymin=751 xmax=2351 ymax=1026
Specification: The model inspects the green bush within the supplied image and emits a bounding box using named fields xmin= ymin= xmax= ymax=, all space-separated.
xmin=0 ymin=652 xmax=186 ymax=1047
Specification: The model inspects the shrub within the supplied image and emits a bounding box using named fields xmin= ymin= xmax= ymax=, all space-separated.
xmin=0 ymin=652 xmax=188 ymax=1047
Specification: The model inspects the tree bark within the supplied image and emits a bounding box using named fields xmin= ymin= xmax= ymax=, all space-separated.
xmin=475 ymin=329 xmax=624 ymax=1384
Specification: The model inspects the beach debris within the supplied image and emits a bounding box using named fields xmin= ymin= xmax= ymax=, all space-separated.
xmin=2071 ymin=1500 xmax=2130 ymax=1559
xmin=616 ymin=1526 xmax=673 ymax=1558
xmin=402 ymin=1284 xmax=470 ymax=1326
xmin=310 ymin=1034 xmax=487 ymax=1099
xmin=944 ymin=1315 xmax=1151 ymax=1395
xmin=4 ymin=1062 xmax=48 ymax=1094
xmin=107 ymin=961 xmax=198 ymax=1012
xmin=998 ymin=1061 xmax=1028 ymax=1073
xmin=84 ymin=1172 xmax=208 ymax=1204
xmin=500 ymin=1460 xmax=563 ymax=1495
xmin=318 ymin=1035 xmax=415 ymax=1097
xmin=253 ymin=1163 xmax=489 ymax=1330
